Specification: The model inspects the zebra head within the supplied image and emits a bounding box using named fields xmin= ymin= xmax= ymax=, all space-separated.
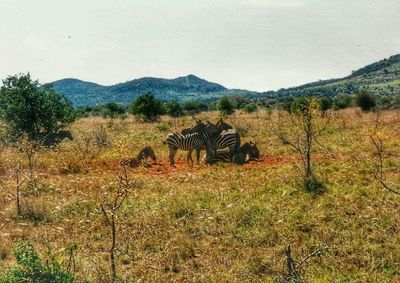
xmin=216 ymin=118 xmax=233 ymax=131
xmin=206 ymin=121 xmax=220 ymax=135
xmin=250 ymin=141 xmax=260 ymax=160
xmin=242 ymin=141 xmax=260 ymax=160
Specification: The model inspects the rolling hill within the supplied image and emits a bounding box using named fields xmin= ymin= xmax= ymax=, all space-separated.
xmin=52 ymin=54 xmax=400 ymax=107
xmin=52 ymin=75 xmax=259 ymax=107
xmin=267 ymin=54 xmax=400 ymax=98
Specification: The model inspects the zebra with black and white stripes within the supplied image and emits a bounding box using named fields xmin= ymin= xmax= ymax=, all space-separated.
xmin=212 ymin=129 xmax=241 ymax=160
xmin=183 ymin=119 xmax=239 ymax=162
xmin=165 ymin=121 xmax=218 ymax=166
xmin=204 ymin=141 xmax=260 ymax=165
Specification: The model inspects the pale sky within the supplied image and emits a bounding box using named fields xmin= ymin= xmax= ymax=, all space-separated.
xmin=1 ymin=0 xmax=400 ymax=91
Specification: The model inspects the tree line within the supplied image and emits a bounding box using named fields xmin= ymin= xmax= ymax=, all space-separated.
xmin=0 ymin=73 xmax=394 ymax=140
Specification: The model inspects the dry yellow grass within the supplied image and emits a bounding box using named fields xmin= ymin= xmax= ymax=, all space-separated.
xmin=0 ymin=109 xmax=399 ymax=282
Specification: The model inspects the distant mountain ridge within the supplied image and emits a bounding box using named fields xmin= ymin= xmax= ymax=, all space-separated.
xmin=52 ymin=75 xmax=259 ymax=107
xmin=52 ymin=54 xmax=400 ymax=107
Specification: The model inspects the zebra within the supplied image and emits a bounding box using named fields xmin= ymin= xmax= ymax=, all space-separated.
xmin=120 ymin=146 xmax=157 ymax=168
xmin=165 ymin=121 xmax=218 ymax=166
xmin=183 ymin=119 xmax=237 ymax=163
xmin=204 ymin=141 xmax=260 ymax=165
xmin=212 ymin=129 xmax=241 ymax=160
xmin=208 ymin=118 xmax=239 ymax=160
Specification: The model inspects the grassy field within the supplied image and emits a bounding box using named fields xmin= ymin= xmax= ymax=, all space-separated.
xmin=0 ymin=109 xmax=399 ymax=282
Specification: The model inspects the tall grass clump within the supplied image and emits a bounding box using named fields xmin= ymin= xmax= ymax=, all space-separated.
xmin=0 ymin=241 xmax=74 ymax=283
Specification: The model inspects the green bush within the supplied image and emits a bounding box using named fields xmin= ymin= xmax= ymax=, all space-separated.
xmin=182 ymin=100 xmax=207 ymax=114
xmin=0 ymin=241 xmax=74 ymax=283
xmin=319 ymin=97 xmax=333 ymax=112
xmin=217 ymin=96 xmax=235 ymax=116
xmin=290 ymin=96 xmax=312 ymax=114
xmin=355 ymin=90 xmax=376 ymax=111
xmin=164 ymin=100 xmax=183 ymax=117
xmin=276 ymin=97 xmax=294 ymax=112
xmin=101 ymin=102 xmax=126 ymax=118
xmin=333 ymin=94 xmax=353 ymax=109
xmin=128 ymin=92 xmax=164 ymax=121
xmin=242 ymin=103 xmax=257 ymax=113
xmin=0 ymin=73 xmax=76 ymax=138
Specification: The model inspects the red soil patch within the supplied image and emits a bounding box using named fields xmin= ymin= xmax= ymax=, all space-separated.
xmin=110 ymin=155 xmax=299 ymax=175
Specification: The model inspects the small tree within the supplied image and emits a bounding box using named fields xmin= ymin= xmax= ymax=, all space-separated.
xmin=242 ymin=102 xmax=257 ymax=113
xmin=370 ymin=113 xmax=400 ymax=196
xmin=88 ymin=167 xmax=136 ymax=283
xmin=333 ymin=94 xmax=352 ymax=110
xmin=128 ymin=92 xmax=164 ymax=121
xmin=319 ymin=97 xmax=333 ymax=113
xmin=217 ymin=96 xmax=235 ymax=116
xmin=355 ymin=90 xmax=376 ymax=111
xmin=19 ymin=135 xmax=40 ymax=186
xmin=164 ymin=100 xmax=183 ymax=117
xmin=0 ymin=73 xmax=76 ymax=139
xmin=273 ymin=97 xmax=330 ymax=195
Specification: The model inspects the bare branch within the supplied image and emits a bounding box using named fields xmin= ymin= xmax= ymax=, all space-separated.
xmin=370 ymin=134 xmax=400 ymax=196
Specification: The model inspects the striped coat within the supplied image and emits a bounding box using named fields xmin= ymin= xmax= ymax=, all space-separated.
xmin=212 ymin=129 xmax=241 ymax=158
xmin=165 ymin=122 xmax=217 ymax=166
xmin=204 ymin=142 xmax=259 ymax=165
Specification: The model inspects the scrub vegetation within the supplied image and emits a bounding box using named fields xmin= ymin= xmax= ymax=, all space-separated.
xmin=0 ymin=107 xmax=399 ymax=282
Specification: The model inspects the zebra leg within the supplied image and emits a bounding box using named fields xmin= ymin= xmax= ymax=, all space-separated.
xmin=169 ymin=147 xmax=177 ymax=166
xmin=229 ymin=146 xmax=235 ymax=161
xmin=187 ymin=149 xmax=194 ymax=166
xmin=196 ymin=147 xmax=201 ymax=164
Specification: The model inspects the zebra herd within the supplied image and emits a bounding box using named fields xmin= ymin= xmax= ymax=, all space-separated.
xmin=164 ymin=118 xmax=260 ymax=166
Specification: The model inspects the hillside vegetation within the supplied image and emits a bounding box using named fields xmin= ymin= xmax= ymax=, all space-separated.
xmin=52 ymin=75 xmax=259 ymax=107
xmin=0 ymin=109 xmax=399 ymax=282
xmin=52 ymin=54 xmax=400 ymax=107
xmin=269 ymin=54 xmax=400 ymax=98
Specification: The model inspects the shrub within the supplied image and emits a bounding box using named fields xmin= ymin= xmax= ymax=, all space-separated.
xmin=0 ymin=73 xmax=76 ymax=139
xmin=277 ymin=97 xmax=294 ymax=112
xmin=333 ymin=94 xmax=353 ymax=109
xmin=164 ymin=100 xmax=183 ymax=117
xmin=101 ymin=102 xmax=126 ymax=118
xmin=0 ymin=241 xmax=74 ymax=283
xmin=242 ymin=103 xmax=257 ymax=113
xmin=319 ymin=97 xmax=333 ymax=112
xmin=355 ymin=90 xmax=376 ymax=111
xmin=217 ymin=96 xmax=235 ymax=116
xmin=304 ymin=176 xmax=326 ymax=196
xmin=128 ymin=92 xmax=164 ymax=121
xmin=291 ymin=96 xmax=311 ymax=114
xmin=182 ymin=100 xmax=207 ymax=114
